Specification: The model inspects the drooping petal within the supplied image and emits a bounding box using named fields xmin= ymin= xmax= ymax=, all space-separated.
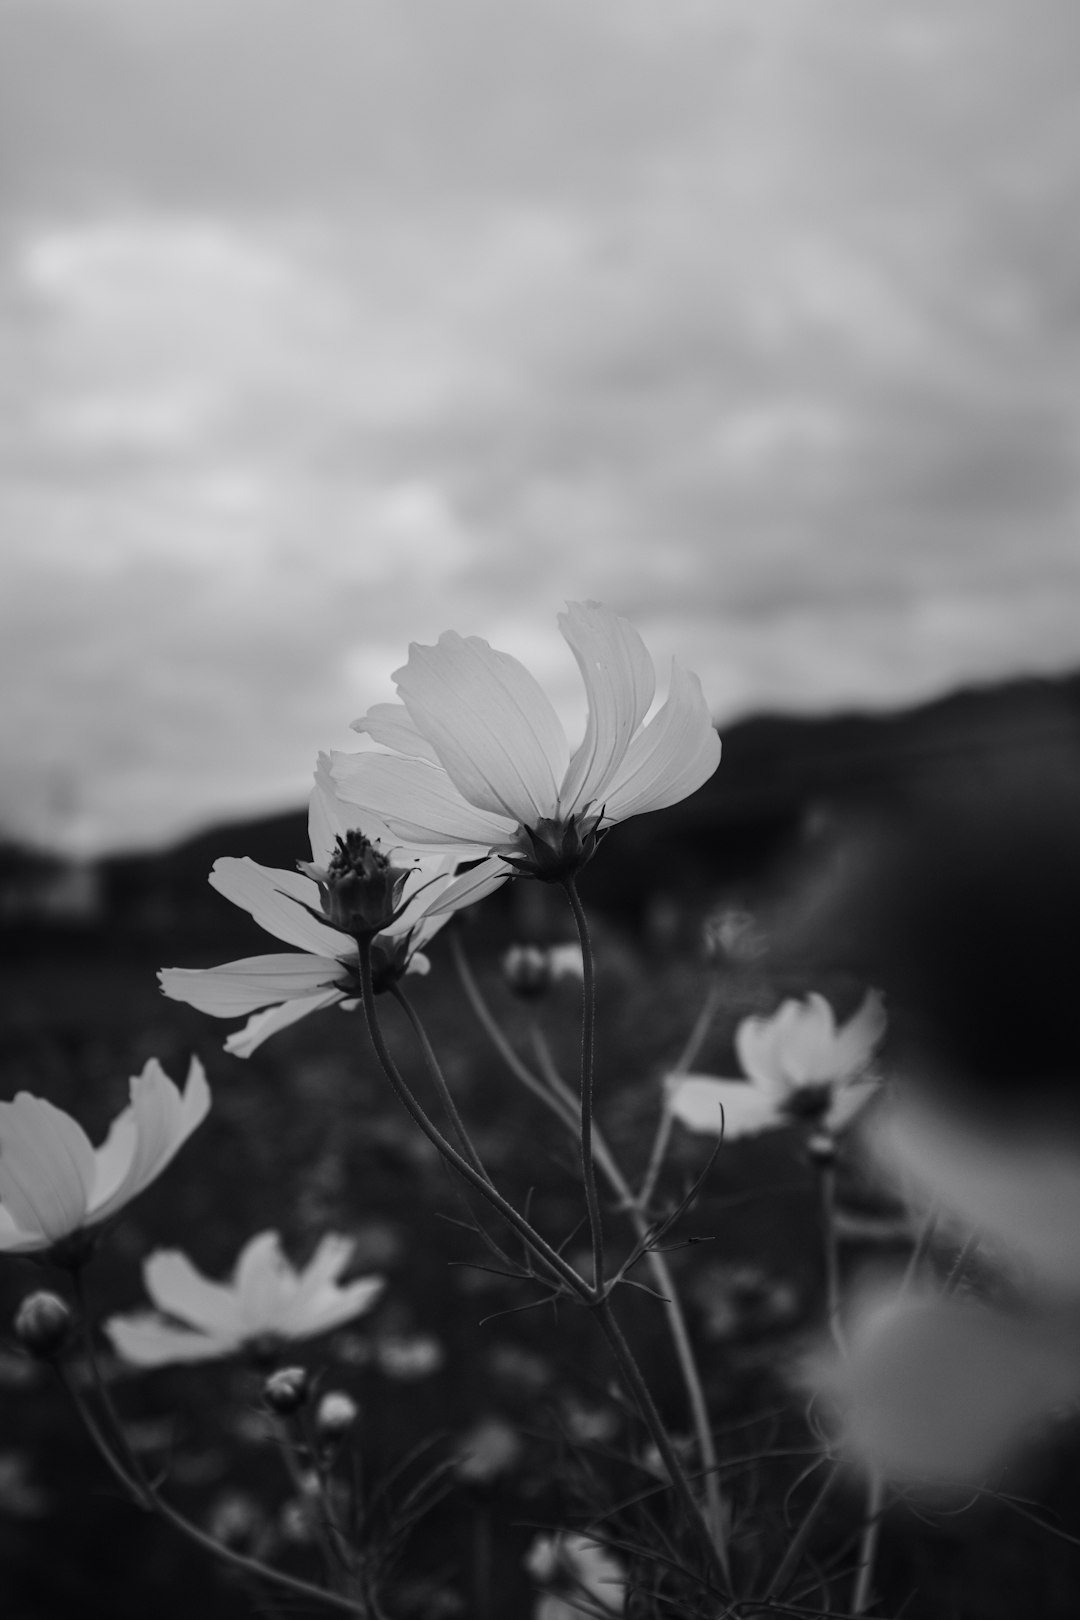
xmin=330 ymin=750 xmax=514 ymax=851
xmin=665 ymin=1076 xmax=782 ymax=1140
xmin=393 ymin=632 xmax=570 ymax=822
xmin=142 ymin=1249 xmax=246 ymax=1340
xmin=0 ymin=1094 xmax=96 ymax=1242
xmin=105 ymin=1312 xmax=226 ymax=1367
xmin=87 ymin=1058 xmax=210 ymax=1224
xmin=557 ymin=602 xmax=656 ymax=815
xmin=350 ymin=702 xmax=441 ymax=763
xmin=598 ymin=660 xmax=721 ymax=823
xmin=234 ymin=1231 xmax=294 ymax=1334
xmin=420 ymin=856 xmax=513 ymax=917
xmin=224 ymin=989 xmax=344 ymax=1058
xmin=832 ymin=989 xmax=887 ymax=1080
xmin=160 ymin=953 xmax=349 ymax=1016
xmin=210 ymin=858 xmax=348 ymax=958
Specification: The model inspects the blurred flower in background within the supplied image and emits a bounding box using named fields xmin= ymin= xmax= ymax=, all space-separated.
xmin=526 ymin=1530 xmax=626 ymax=1619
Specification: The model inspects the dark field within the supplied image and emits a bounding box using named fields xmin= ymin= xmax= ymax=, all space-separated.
xmin=2 ymin=905 xmax=1080 ymax=1618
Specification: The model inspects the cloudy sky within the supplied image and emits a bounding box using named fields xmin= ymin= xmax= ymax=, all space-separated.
xmin=2 ymin=0 xmax=1079 ymax=853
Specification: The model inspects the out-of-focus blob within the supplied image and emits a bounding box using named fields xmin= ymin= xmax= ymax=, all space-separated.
xmin=814 ymin=1287 xmax=1075 ymax=1490
xmin=872 ymin=1095 xmax=1080 ymax=1299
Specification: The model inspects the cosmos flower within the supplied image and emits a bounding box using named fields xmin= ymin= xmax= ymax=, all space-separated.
xmin=809 ymin=1287 xmax=1075 ymax=1489
xmin=667 ymin=990 xmax=886 ymax=1141
xmin=105 ymin=1230 xmax=383 ymax=1366
xmin=329 ymin=600 xmax=721 ymax=909
xmin=526 ymin=1531 xmax=627 ymax=1619
xmin=0 ymin=1059 xmax=210 ymax=1257
xmin=160 ymin=764 xmax=464 ymax=1056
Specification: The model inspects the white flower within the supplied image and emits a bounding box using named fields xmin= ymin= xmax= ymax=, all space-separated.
xmin=105 ymin=1230 xmax=383 ymax=1366
xmin=526 ymin=1532 xmax=626 ymax=1618
xmin=812 ymin=1288 xmax=1075 ymax=1489
xmin=667 ymin=990 xmax=885 ymax=1141
xmin=329 ymin=600 xmax=721 ymax=910
xmin=159 ymin=764 xmax=463 ymax=1056
xmin=0 ymin=1059 xmax=210 ymax=1256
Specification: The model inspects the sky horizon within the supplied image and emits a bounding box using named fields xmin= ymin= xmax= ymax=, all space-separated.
xmin=3 ymin=0 xmax=1079 ymax=856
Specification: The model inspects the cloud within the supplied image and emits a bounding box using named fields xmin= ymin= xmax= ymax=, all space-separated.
xmin=0 ymin=0 xmax=1078 ymax=849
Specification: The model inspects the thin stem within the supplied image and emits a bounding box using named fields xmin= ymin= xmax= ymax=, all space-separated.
xmin=451 ymin=930 xmax=576 ymax=1120
xmin=358 ymin=941 xmax=590 ymax=1302
xmin=760 ymin=1464 xmax=841 ymax=1602
xmin=274 ymin=1416 xmax=348 ymax=1593
xmin=943 ymin=1230 xmax=980 ymax=1295
xmin=851 ymin=1471 xmax=885 ymax=1615
xmin=817 ymin=1160 xmax=845 ymax=1356
xmin=390 ymin=983 xmax=490 ymax=1182
xmin=58 ymin=1365 xmax=364 ymax=1615
xmin=638 ymin=976 xmax=720 ymax=1212
xmin=591 ymin=1295 xmax=730 ymax=1596
xmin=562 ymin=875 xmax=604 ymax=1293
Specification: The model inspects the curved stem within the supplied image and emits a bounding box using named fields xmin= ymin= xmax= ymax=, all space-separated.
xmin=58 ymin=1365 xmax=365 ymax=1615
xmin=358 ymin=941 xmax=590 ymax=1302
xmin=390 ymin=983 xmax=490 ymax=1182
xmin=562 ymin=876 xmax=604 ymax=1292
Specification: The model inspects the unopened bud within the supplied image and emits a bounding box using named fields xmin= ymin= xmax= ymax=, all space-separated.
xmin=502 ymin=945 xmax=549 ymax=998
xmin=315 ymin=1390 xmax=359 ymax=1440
xmin=303 ymin=832 xmax=413 ymax=940
xmin=807 ymin=1131 xmax=837 ymax=1167
xmin=14 ymin=1291 xmax=72 ymax=1358
xmin=263 ymin=1365 xmax=310 ymax=1416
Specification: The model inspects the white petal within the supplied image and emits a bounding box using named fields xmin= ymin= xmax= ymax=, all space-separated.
xmin=0 ymin=1202 xmax=48 ymax=1254
xmin=143 ymin=1250 xmax=246 ymax=1339
xmin=224 ymin=989 xmax=344 ymax=1058
xmin=419 ymin=856 xmax=512 ymax=917
xmin=832 ymin=989 xmax=887 ymax=1080
xmin=160 ymin=953 xmax=349 ymax=1015
xmin=0 ymin=1094 xmax=95 ymax=1242
xmin=666 ymin=1075 xmax=781 ymax=1139
xmin=734 ymin=1012 xmax=792 ymax=1101
xmin=309 ymin=752 xmax=398 ymax=865
xmin=274 ymin=1233 xmax=358 ymax=1334
xmin=210 ymin=858 xmax=348 ymax=958
xmin=600 ymin=661 xmax=721 ymax=822
xmin=776 ymin=994 xmax=839 ymax=1087
xmin=330 ymin=750 xmax=513 ymax=851
xmin=404 ymin=952 xmax=430 ymax=977
xmin=557 ymin=601 xmax=656 ymax=814
xmin=826 ymin=1079 xmax=880 ymax=1134
xmin=350 ymin=701 xmax=441 ymax=763
xmin=394 ymin=631 xmax=569 ymax=822
xmin=234 ymin=1231 xmax=294 ymax=1334
xmin=105 ymin=1312 xmax=226 ymax=1367
xmin=293 ymin=1276 xmax=385 ymax=1339
xmin=87 ymin=1058 xmax=210 ymax=1224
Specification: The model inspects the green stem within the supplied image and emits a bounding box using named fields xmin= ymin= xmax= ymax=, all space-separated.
xmin=390 ymin=983 xmax=490 ymax=1182
xmin=851 ymin=1470 xmax=885 ymax=1614
xmin=562 ymin=876 xmax=604 ymax=1293
xmin=358 ymin=941 xmax=590 ymax=1302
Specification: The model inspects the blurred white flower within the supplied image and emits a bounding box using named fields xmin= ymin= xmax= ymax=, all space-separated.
xmin=160 ymin=763 xmax=462 ymax=1056
xmin=873 ymin=1097 xmax=1080 ymax=1298
xmin=813 ymin=1287 xmax=1075 ymax=1489
xmin=0 ymin=1059 xmax=209 ymax=1256
xmin=105 ymin=1230 xmax=383 ymax=1366
xmin=526 ymin=1531 xmax=626 ymax=1618
xmin=667 ymin=990 xmax=885 ymax=1141
xmin=502 ymin=941 xmax=584 ymax=997
xmin=330 ymin=600 xmax=721 ymax=907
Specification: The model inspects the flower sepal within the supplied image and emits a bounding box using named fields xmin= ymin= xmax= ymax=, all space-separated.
xmin=300 ymin=831 xmax=417 ymax=941
xmin=498 ymin=811 xmax=606 ymax=884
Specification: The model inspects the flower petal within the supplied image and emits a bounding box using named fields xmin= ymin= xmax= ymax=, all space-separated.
xmin=87 ymin=1058 xmax=210 ymax=1225
xmin=142 ymin=1249 xmax=246 ymax=1340
xmin=309 ymin=752 xmax=398 ymax=866
xmin=294 ymin=1276 xmax=385 ymax=1339
xmin=734 ymin=1012 xmax=792 ymax=1101
xmin=350 ymin=702 xmax=441 ymax=763
xmin=0 ymin=1202 xmax=46 ymax=1254
xmin=826 ymin=1078 xmax=880 ymax=1134
xmin=330 ymin=750 xmax=513 ymax=851
xmin=0 ymin=1094 xmax=95 ymax=1242
xmin=419 ymin=856 xmax=513 ymax=917
xmin=666 ymin=1076 xmax=781 ymax=1139
xmin=234 ymin=1231 xmax=294 ymax=1335
xmin=776 ymin=994 xmax=839 ymax=1087
xmin=394 ymin=631 xmax=569 ymax=822
xmin=160 ymin=953 xmax=349 ymax=1016
xmin=105 ymin=1312 xmax=226 ymax=1367
xmin=224 ymin=989 xmax=344 ymax=1058
xmin=557 ymin=602 xmax=656 ymax=815
xmin=832 ymin=989 xmax=887 ymax=1080
xmin=210 ymin=858 xmax=349 ymax=958
xmin=598 ymin=660 xmax=721 ymax=822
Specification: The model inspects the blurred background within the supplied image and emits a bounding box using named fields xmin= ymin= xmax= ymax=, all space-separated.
xmin=3 ymin=3 xmax=1080 ymax=1616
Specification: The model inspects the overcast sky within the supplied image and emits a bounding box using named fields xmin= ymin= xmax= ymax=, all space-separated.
xmin=2 ymin=0 xmax=1079 ymax=854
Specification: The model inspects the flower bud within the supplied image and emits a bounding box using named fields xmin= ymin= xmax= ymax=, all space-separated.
xmin=315 ymin=1390 xmax=359 ymax=1440
xmin=14 ymin=1292 xmax=72 ymax=1359
xmin=303 ymin=831 xmax=414 ymax=941
xmin=262 ymin=1365 xmax=310 ymax=1416
xmin=807 ymin=1130 xmax=837 ymax=1167
xmin=502 ymin=945 xmax=549 ymax=998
